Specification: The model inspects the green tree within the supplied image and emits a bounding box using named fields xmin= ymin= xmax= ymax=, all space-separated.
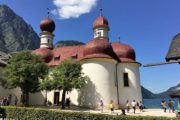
xmin=0 ymin=50 xmax=48 ymax=106
xmin=40 ymin=75 xmax=54 ymax=105
xmin=50 ymin=59 xmax=87 ymax=109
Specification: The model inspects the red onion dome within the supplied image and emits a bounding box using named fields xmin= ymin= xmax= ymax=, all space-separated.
xmin=93 ymin=16 xmax=109 ymax=30
xmin=111 ymin=42 xmax=136 ymax=61
xmin=40 ymin=18 xmax=55 ymax=33
xmin=32 ymin=48 xmax=53 ymax=62
xmin=83 ymin=37 xmax=114 ymax=59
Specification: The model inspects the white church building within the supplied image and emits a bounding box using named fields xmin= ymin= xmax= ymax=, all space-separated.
xmin=0 ymin=14 xmax=142 ymax=109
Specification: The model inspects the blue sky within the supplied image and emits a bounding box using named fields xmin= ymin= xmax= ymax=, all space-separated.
xmin=1 ymin=0 xmax=180 ymax=93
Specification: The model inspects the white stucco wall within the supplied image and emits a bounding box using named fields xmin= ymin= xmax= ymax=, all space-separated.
xmin=0 ymin=84 xmax=46 ymax=106
xmin=29 ymin=91 xmax=46 ymax=105
xmin=76 ymin=58 xmax=117 ymax=108
xmin=117 ymin=63 xmax=142 ymax=108
xmin=46 ymin=90 xmax=61 ymax=105
xmin=0 ymin=60 xmax=142 ymax=109
xmin=66 ymin=89 xmax=79 ymax=105
xmin=0 ymin=85 xmax=11 ymax=98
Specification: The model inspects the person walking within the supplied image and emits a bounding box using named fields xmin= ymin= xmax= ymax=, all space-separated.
xmin=14 ymin=96 xmax=18 ymax=106
xmin=99 ymin=99 xmax=104 ymax=113
xmin=168 ymin=100 xmax=172 ymax=113
xmin=131 ymin=100 xmax=136 ymax=114
xmin=65 ymin=97 xmax=70 ymax=108
xmin=139 ymin=101 xmax=144 ymax=112
xmin=162 ymin=101 xmax=167 ymax=112
xmin=109 ymin=100 xmax=114 ymax=114
xmin=161 ymin=100 xmax=164 ymax=109
xmin=171 ymin=100 xmax=175 ymax=113
xmin=0 ymin=98 xmax=3 ymax=106
xmin=126 ymin=100 xmax=130 ymax=113
xmin=136 ymin=102 xmax=139 ymax=111
xmin=3 ymin=97 xmax=7 ymax=106
xmin=7 ymin=94 xmax=12 ymax=105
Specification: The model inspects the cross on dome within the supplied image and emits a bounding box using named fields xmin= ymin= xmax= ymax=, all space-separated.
xmin=47 ymin=8 xmax=50 ymax=18
xmin=118 ymin=36 xmax=121 ymax=43
xmin=100 ymin=8 xmax=103 ymax=16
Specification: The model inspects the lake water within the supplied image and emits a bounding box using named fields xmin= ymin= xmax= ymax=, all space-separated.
xmin=143 ymin=98 xmax=179 ymax=109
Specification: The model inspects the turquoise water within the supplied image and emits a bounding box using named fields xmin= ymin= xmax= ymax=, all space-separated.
xmin=143 ymin=98 xmax=179 ymax=109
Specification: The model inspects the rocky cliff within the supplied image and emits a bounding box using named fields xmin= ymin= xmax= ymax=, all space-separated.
xmin=0 ymin=5 xmax=39 ymax=53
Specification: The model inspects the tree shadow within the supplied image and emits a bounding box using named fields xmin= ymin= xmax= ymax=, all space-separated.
xmin=77 ymin=78 xmax=101 ymax=109
xmin=29 ymin=92 xmax=46 ymax=106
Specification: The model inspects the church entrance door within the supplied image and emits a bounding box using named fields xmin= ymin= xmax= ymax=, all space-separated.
xmin=54 ymin=92 xmax=60 ymax=105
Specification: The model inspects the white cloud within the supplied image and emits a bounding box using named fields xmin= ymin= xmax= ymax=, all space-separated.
xmin=52 ymin=0 xmax=98 ymax=19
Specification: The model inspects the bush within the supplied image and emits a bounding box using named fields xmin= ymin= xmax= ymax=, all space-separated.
xmin=1 ymin=106 xmax=179 ymax=120
xmin=0 ymin=107 xmax=6 ymax=118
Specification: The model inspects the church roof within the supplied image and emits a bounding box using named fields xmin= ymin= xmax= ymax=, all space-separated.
xmin=0 ymin=59 xmax=7 ymax=66
xmin=33 ymin=14 xmax=139 ymax=66
xmin=93 ymin=16 xmax=109 ymax=30
xmin=32 ymin=41 xmax=139 ymax=66
xmin=48 ymin=45 xmax=84 ymax=66
xmin=40 ymin=17 xmax=55 ymax=33
xmin=32 ymin=48 xmax=53 ymax=62
xmin=111 ymin=42 xmax=136 ymax=61
xmin=83 ymin=37 xmax=114 ymax=59
xmin=166 ymin=33 xmax=180 ymax=61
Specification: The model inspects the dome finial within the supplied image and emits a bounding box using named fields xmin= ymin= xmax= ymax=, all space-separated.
xmin=99 ymin=8 xmax=103 ymax=16
xmin=118 ymin=36 xmax=121 ymax=43
xmin=99 ymin=0 xmax=103 ymax=16
xmin=47 ymin=8 xmax=50 ymax=18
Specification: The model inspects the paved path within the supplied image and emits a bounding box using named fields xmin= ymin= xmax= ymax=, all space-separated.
xmin=38 ymin=106 xmax=178 ymax=118
xmin=78 ymin=109 xmax=177 ymax=118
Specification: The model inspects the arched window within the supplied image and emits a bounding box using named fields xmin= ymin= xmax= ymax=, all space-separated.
xmin=123 ymin=73 xmax=129 ymax=87
xmin=98 ymin=32 xmax=101 ymax=37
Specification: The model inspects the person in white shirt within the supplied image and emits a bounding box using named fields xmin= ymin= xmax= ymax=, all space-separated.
xmin=131 ymin=100 xmax=136 ymax=114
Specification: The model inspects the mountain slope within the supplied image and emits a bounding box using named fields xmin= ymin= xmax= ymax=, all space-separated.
xmin=141 ymin=86 xmax=156 ymax=99
xmin=55 ymin=40 xmax=84 ymax=47
xmin=142 ymin=83 xmax=180 ymax=99
xmin=155 ymin=83 xmax=180 ymax=98
xmin=0 ymin=5 xmax=39 ymax=53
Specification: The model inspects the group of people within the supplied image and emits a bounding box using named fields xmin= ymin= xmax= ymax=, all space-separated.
xmin=0 ymin=95 xmax=18 ymax=106
xmin=99 ymin=99 xmax=116 ymax=114
xmin=126 ymin=100 xmax=144 ymax=114
xmin=0 ymin=95 xmax=12 ymax=106
xmin=0 ymin=97 xmax=10 ymax=106
xmin=99 ymin=99 xmax=144 ymax=114
xmin=161 ymin=100 xmax=175 ymax=113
